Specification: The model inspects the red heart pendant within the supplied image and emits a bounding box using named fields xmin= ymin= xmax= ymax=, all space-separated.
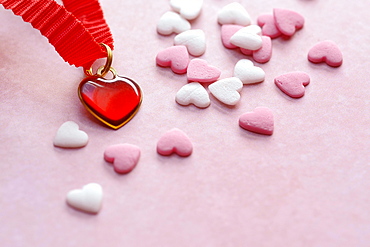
xmin=78 ymin=75 xmax=142 ymax=129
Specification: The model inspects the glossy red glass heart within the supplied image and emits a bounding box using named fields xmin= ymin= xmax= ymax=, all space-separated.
xmin=78 ymin=75 xmax=142 ymax=129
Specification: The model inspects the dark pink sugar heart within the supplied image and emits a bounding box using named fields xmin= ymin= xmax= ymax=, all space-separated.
xmin=275 ymin=72 xmax=310 ymax=98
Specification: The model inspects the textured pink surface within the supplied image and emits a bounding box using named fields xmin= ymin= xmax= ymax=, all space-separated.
xmin=1 ymin=0 xmax=370 ymax=247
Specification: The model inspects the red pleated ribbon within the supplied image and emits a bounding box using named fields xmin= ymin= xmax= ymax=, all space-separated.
xmin=0 ymin=0 xmax=113 ymax=69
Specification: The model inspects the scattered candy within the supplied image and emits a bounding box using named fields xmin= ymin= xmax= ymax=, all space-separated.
xmin=53 ymin=121 xmax=88 ymax=148
xmin=273 ymin=8 xmax=304 ymax=37
xmin=156 ymin=45 xmax=189 ymax=74
xmin=308 ymin=40 xmax=343 ymax=67
xmin=208 ymin=77 xmax=243 ymax=105
xmin=275 ymin=72 xmax=310 ymax=98
xmin=104 ymin=144 xmax=141 ymax=174
xmin=230 ymin=25 xmax=263 ymax=51
xmin=239 ymin=107 xmax=274 ymax=135
xmin=176 ymin=82 xmax=210 ymax=108
xmin=157 ymin=11 xmax=191 ymax=35
xmin=221 ymin=24 xmax=243 ymax=49
xmin=257 ymin=14 xmax=282 ymax=39
xmin=66 ymin=183 xmax=103 ymax=214
xmin=217 ymin=2 xmax=251 ymax=26
xmin=174 ymin=29 xmax=206 ymax=57
xmin=250 ymin=36 xmax=272 ymax=63
xmin=234 ymin=59 xmax=265 ymax=84
xmin=157 ymin=128 xmax=193 ymax=157
xmin=187 ymin=58 xmax=221 ymax=83
xmin=170 ymin=0 xmax=203 ymax=20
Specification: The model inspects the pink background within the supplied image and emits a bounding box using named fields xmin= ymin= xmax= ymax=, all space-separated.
xmin=1 ymin=0 xmax=370 ymax=246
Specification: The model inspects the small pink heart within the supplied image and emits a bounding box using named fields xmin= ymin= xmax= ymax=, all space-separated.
xmin=221 ymin=24 xmax=244 ymax=49
xmin=104 ymin=144 xmax=141 ymax=174
xmin=257 ymin=14 xmax=281 ymax=39
xmin=241 ymin=36 xmax=272 ymax=63
xmin=156 ymin=45 xmax=189 ymax=74
xmin=275 ymin=72 xmax=310 ymax=98
xmin=239 ymin=107 xmax=274 ymax=135
xmin=273 ymin=8 xmax=304 ymax=36
xmin=308 ymin=40 xmax=343 ymax=67
xmin=187 ymin=58 xmax=221 ymax=83
xmin=157 ymin=128 xmax=193 ymax=157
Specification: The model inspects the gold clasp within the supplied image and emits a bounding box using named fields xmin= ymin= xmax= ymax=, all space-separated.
xmin=85 ymin=43 xmax=114 ymax=78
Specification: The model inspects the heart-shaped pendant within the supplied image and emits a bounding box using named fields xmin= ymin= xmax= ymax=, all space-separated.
xmin=78 ymin=74 xmax=142 ymax=129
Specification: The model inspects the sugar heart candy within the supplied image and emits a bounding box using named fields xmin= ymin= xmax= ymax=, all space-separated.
xmin=239 ymin=107 xmax=274 ymax=135
xmin=273 ymin=8 xmax=304 ymax=36
xmin=208 ymin=77 xmax=243 ymax=105
xmin=257 ymin=14 xmax=282 ymax=39
xmin=176 ymin=82 xmax=210 ymax=108
xmin=275 ymin=72 xmax=310 ymax=98
xmin=187 ymin=59 xmax=221 ymax=83
xmin=230 ymin=25 xmax=263 ymax=51
xmin=221 ymin=24 xmax=244 ymax=49
xmin=157 ymin=128 xmax=193 ymax=157
xmin=217 ymin=2 xmax=251 ymax=26
xmin=157 ymin=11 xmax=191 ymax=35
xmin=170 ymin=0 xmax=203 ymax=20
xmin=53 ymin=121 xmax=88 ymax=148
xmin=234 ymin=59 xmax=265 ymax=84
xmin=174 ymin=29 xmax=206 ymax=57
xmin=66 ymin=183 xmax=103 ymax=214
xmin=308 ymin=40 xmax=343 ymax=67
xmin=156 ymin=45 xmax=189 ymax=74
xmin=104 ymin=144 xmax=141 ymax=174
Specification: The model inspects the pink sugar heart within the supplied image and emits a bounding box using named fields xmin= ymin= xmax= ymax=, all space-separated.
xmin=221 ymin=24 xmax=243 ymax=49
xmin=239 ymin=107 xmax=274 ymax=135
xmin=308 ymin=40 xmax=343 ymax=67
xmin=157 ymin=128 xmax=193 ymax=157
xmin=273 ymin=8 xmax=304 ymax=36
xmin=187 ymin=58 xmax=221 ymax=83
xmin=156 ymin=45 xmax=189 ymax=74
xmin=257 ymin=14 xmax=282 ymax=39
xmin=241 ymin=36 xmax=272 ymax=63
xmin=104 ymin=144 xmax=141 ymax=174
xmin=275 ymin=72 xmax=310 ymax=98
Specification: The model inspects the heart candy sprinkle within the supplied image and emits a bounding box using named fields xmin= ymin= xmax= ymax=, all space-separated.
xmin=53 ymin=121 xmax=88 ymax=148
xmin=66 ymin=183 xmax=103 ymax=214
xmin=157 ymin=128 xmax=193 ymax=157
xmin=174 ymin=29 xmax=206 ymax=57
xmin=257 ymin=14 xmax=282 ymax=39
xmin=221 ymin=24 xmax=244 ymax=49
xmin=234 ymin=59 xmax=265 ymax=85
xmin=239 ymin=107 xmax=274 ymax=135
xmin=187 ymin=58 xmax=221 ymax=83
xmin=157 ymin=11 xmax=191 ymax=35
xmin=208 ymin=77 xmax=243 ymax=106
xmin=176 ymin=82 xmax=210 ymax=108
xmin=217 ymin=2 xmax=251 ymax=26
xmin=230 ymin=25 xmax=263 ymax=51
xmin=273 ymin=8 xmax=304 ymax=37
xmin=308 ymin=40 xmax=343 ymax=67
xmin=274 ymin=72 xmax=310 ymax=98
xmin=156 ymin=45 xmax=189 ymax=74
xmin=104 ymin=144 xmax=141 ymax=174
xmin=170 ymin=0 xmax=203 ymax=20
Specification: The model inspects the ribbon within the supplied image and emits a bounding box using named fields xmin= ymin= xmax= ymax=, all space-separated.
xmin=0 ymin=0 xmax=113 ymax=69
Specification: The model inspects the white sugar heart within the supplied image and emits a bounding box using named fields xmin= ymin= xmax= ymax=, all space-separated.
xmin=170 ymin=0 xmax=203 ymax=20
xmin=157 ymin=11 xmax=191 ymax=35
xmin=174 ymin=29 xmax=206 ymax=57
xmin=217 ymin=2 xmax=251 ymax=26
xmin=208 ymin=77 xmax=243 ymax=105
xmin=234 ymin=59 xmax=265 ymax=84
xmin=230 ymin=25 xmax=262 ymax=51
xmin=53 ymin=121 xmax=88 ymax=148
xmin=176 ymin=82 xmax=210 ymax=108
xmin=66 ymin=183 xmax=103 ymax=214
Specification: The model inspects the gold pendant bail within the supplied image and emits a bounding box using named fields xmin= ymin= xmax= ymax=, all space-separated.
xmin=85 ymin=43 xmax=113 ymax=77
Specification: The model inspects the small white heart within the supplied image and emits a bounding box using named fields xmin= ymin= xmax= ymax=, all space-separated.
xmin=176 ymin=82 xmax=210 ymax=108
xmin=66 ymin=183 xmax=103 ymax=214
xmin=217 ymin=2 xmax=251 ymax=26
xmin=230 ymin=25 xmax=262 ymax=50
xmin=53 ymin=121 xmax=88 ymax=148
xmin=157 ymin=11 xmax=191 ymax=35
xmin=208 ymin=77 xmax=243 ymax=105
xmin=234 ymin=59 xmax=265 ymax=84
xmin=170 ymin=0 xmax=203 ymax=20
xmin=174 ymin=29 xmax=206 ymax=57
